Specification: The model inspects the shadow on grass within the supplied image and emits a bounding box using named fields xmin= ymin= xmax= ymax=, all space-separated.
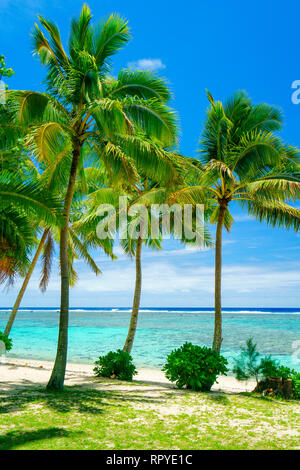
xmin=0 ymin=427 xmax=81 ymax=450
xmin=0 ymin=385 xmax=177 ymax=415
xmin=206 ymin=392 xmax=230 ymax=405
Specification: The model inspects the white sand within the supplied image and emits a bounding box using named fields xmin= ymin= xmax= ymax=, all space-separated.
xmin=0 ymin=357 xmax=256 ymax=393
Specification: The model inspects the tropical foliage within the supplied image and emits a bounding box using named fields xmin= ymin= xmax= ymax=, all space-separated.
xmin=0 ymin=5 xmax=300 ymax=397
xmin=0 ymin=331 xmax=13 ymax=352
xmin=233 ymin=338 xmax=300 ymax=398
xmin=0 ymin=4 xmax=180 ymax=390
xmin=94 ymin=349 xmax=137 ymax=381
xmin=162 ymin=342 xmax=228 ymax=391
xmin=173 ymin=90 xmax=300 ymax=351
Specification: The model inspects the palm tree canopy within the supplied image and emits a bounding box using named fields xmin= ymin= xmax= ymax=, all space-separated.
xmin=1 ymin=4 xmax=179 ymax=198
xmin=173 ymin=90 xmax=300 ymax=231
xmin=0 ymin=170 xmax=62 ymax=284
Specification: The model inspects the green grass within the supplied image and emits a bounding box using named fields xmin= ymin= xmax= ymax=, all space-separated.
xmin=0 ymin=383 xmax=299 ymax=450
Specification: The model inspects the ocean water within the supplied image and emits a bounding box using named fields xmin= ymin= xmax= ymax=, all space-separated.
xmin=0 ymin=307 xmax=299 ymax=372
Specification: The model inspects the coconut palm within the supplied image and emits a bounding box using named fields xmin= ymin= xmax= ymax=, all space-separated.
xmin=74 ymin=180 xmax=169 ymax=355
xmin=3 ymin=163 xmax=115 ymax=337
xmin=0 ymin=171 xmax=61 ymax=286
xmin=2 ymin=5 xmax=178 ymax=389
xmin=173 ymin=90 xmax=300 ymax=352
xmin=77 ymin=155 xmax=212 ymax=354
xmin=120 ymin=185 xmax=163 ymax=355
xmin=121 ymin=188 xmax=211 ymax=354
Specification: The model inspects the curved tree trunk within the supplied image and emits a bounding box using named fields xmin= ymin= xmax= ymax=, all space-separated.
xmin=212 ymin=205 xmax=226 ymax=353
xmin=47 ymin=144 xmax=81 ymax=391
xmin=123 ymin=237 xmax=142 ymax=354
xmin=4 ymin=229 xmax=49 ymax=337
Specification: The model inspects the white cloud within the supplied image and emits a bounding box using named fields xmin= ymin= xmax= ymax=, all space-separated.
xmin=127 ymin=58 xmax=166 ymax=71
xmin=23 ymin=258 xmax=300 ymax=299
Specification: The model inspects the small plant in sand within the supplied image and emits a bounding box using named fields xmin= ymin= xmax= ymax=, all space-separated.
xmin=0 ymin=331 xmax=12 ymax=352
xmin=233 ymin=338 xmax=262 ymax=384
xmin=94 ymin=350 xmax=137 ymax=381
xmin=162 ymin=342 xmax=228 ymax=391
xmin=233 ymin=338 xmax=300 ymax=399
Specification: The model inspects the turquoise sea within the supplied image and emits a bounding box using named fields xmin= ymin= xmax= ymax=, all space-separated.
xmin=0 ymin=307 xmax=299 ymax=372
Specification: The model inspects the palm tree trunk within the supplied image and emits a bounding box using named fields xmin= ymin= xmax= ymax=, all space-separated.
xmin=123 ymin=237 xmax=142 ymax=354
xmin=212 ymin=205 xmax=226 ymax=353
xmin=4 ymin=229 xmax=49 ymax=337
xmin=47 ymin=144 xmax=81 ymax=391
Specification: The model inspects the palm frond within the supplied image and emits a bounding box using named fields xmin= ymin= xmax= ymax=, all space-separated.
xmin=110 ymin=70 xmax=171 ymax=102
xmin=69 ymin=229 xmax=101 ymax=275
xmin=241 ymin=197 xmax=300 ymax=231
xmin=92 ymin=13 xmax=130 ymax=71
xmin=40 ymin=230 xmax=54 ymax=292
xmin=0 ymin=171 xmax=62 ymax=227
xmin=122 ymin=97 xmax=178 ymax=147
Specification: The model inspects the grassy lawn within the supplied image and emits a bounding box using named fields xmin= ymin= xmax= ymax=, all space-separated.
xmin=0 ymin=382 xmax=299 ymax=450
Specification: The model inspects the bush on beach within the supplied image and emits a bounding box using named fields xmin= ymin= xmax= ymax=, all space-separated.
xmin=233 ymin=338 xmax=300 ymax=399
xmin=94 ymin=349 xmax=137 ymax=381
xmin=162 ymin=342 xmax=228 ymax=391
xmin=0 ymin=331 xmax=12 ymax=352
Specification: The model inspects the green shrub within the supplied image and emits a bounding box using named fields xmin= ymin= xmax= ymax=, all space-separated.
xmin=0 ymin=331 xmax=12 ymax=352
xmin=259 ymin=355 xmax=280 ymax=379
xmin=93 ymin=349 xmax=137 ymax=381
xmin=290 ymin=372 xmax=300 ymax=399
xmin=233 ymin=338 xmax=261 ymax=383
xmin=260 ymin=360 xmax=299 ymax=396
xmin=260 ymin=358 xmax=294 ymax=381
xmin=162 ymin=342 xmax=228 ymax=391
xmin=233 ymin=338 xmax=300 ymax=399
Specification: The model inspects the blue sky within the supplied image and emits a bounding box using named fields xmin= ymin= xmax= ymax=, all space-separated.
xmin=1 ymin=0 xmax=300 ymax=308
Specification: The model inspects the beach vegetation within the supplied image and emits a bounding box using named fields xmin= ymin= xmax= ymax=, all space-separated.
xmin=233 ymin=338 xmax=300 ymax=399
xmin=0 ymin=331 xmax=12 ymax=352
xmin=1 ymin=3 xmax=178 ymax=390
xmin=0 ymin=172 xmax=62 ymax=286
xmin=175 ymin=91 xmax=300 ymax=352
xmin=162 ymin=342 xmax=228 ymax=391
xmin=3 ymin=165 xmax=115 ymax=337
xmin=75 ymin=176 xmax=212 ymax=354
xmin=233 ymin=337 xmax=262 ymax=383
xmin=94 ymin=349 xmax=137 ymax=381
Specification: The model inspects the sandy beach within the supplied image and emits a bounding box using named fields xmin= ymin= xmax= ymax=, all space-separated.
xmin=1 ymin=356 xmax=299 ymax=451
xmin=0 ymin=357 xmax=256 ymax=393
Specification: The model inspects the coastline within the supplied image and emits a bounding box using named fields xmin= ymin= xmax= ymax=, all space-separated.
xmin=0 ymin=356 xmax=256 ymax=393
xmin=2 ymin=307 xmax=299 ymax=373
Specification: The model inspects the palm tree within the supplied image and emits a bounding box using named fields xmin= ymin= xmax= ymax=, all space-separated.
xmin=78 ymin=159 xmax=212 ymax=354
xmin=0 ymin=171 xmax=61 ymax=287
xmin=3 ymin=164 xmax=115 ymax=337
xmin=3 ymin=228 xmax=49 ymax=336
xmin=76 ymin=185 xmax=163 ymax=355
xmin=2 ymin=219 xmax=106 ymax=338
xmin=120 ymin=187 xmax=162 ymax=355
xmin=4 ymin=5 xmax=177 ymax=389
xmin=175 ymin=90 xmax=300 ymax=352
